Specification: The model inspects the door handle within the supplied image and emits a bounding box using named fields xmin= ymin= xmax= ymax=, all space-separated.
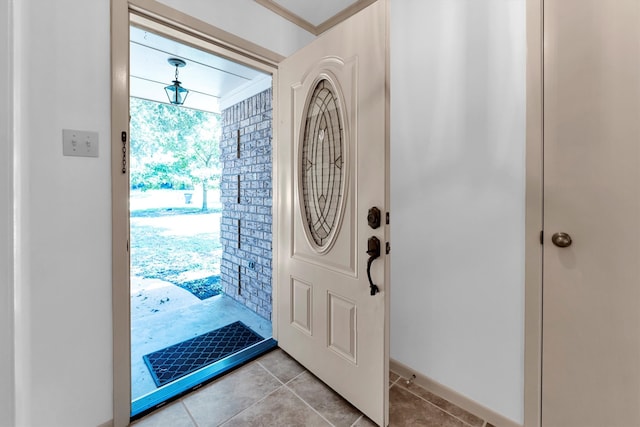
xmin=552 ymin=232 xmax=572 ymax=248
xmin=367 ymin=236 xmax=381 ymax=295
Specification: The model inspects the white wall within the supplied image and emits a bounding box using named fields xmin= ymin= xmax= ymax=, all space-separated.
xmin=8 ymin=1 xmax=313 ymax=426
xmin=156 ymin=0 xmax=315 ymax=57
xmin=390 ymin=0 xmax=526 ymax=424
xmin=1 ymin=0 xmax=15 ymax=425
xmin=13 ymin=0 xmax=113 ymax=425
xmin=6 ymin=0 xmax=527 ymax=424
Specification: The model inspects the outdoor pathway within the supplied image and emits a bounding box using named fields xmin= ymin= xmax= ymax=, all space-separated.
xmin=131 ymin=275 xmax=272 ymax=400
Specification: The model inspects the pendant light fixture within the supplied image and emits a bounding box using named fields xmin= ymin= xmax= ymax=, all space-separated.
xmin=164 ymin=58 xmax=189 ymax=105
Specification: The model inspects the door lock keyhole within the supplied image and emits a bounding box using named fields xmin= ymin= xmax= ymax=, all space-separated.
xmin=368 ymin=207 xmax=381 ymax=229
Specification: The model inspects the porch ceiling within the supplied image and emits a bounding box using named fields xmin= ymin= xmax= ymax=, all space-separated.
xmin=130 ymin=26 xmax=269 ymax=114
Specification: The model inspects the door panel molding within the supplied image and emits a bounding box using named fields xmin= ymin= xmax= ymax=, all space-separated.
xmin=327 ymin=291 xmax=358 ymax=363
xmin=290 ymin=277 xmax=313 ymax=335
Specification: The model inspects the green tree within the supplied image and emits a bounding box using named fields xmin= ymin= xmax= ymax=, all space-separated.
xmin=129 ymin=97 xmax=221 ymax=210
xmin=183 ymin=115 xmax=221 ymax=210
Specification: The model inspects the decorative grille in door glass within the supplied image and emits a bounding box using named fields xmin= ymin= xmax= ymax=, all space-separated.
xmin=301 ymin=79 xmax=345 ymax=250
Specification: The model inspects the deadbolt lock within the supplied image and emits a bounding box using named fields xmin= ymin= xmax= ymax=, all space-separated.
xmin=368 ymin=207 xmax=381 ymax=229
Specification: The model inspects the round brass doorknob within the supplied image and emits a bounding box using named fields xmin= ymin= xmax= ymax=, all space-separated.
xmin=551 ymin=232 xmax=572 ymax=248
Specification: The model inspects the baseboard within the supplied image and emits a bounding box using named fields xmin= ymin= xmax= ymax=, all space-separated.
xmin=390 ymin=359 xmax=522 ymax=427
xmin=97 ymin=419 xmax=114 ymax=427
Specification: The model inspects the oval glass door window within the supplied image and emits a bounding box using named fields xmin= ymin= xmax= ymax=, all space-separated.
xmin=300 ymin=78 xmax=346 ymax=252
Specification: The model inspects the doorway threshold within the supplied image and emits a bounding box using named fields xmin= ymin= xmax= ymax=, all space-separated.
xmin=131 ymin=338 xmax=277 ymax=420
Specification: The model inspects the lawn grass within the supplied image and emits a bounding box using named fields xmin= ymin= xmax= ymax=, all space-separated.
xmin=131 ymin=207 xmax=221 ymax=218
xmin=130 ymin=209 xmax=223 ymax=300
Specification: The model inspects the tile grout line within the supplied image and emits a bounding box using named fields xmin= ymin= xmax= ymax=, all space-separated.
xmin=151 ymin=363 xmax=483 ymax=427
xmin=216 ymin=363 xmax=325 ymax=426
xmin=396 ymin=382 xmax=482 ymax=427
xmin=393 ymin=380 xmax=482 ymax=427
xmin=179 ymin=400 xmax=200 ymax=427
xmin=256 ymin=360 xmax=288 ymax=386
xmin=350 ymin=415 xmax=365 ymax=427
xmin=389 ymin=374 xmax=402 ymax=388
xmin=217 ymin=382 xmax=335 ymax=427
xmin=256 ymin=359 xmax=307 ymax=386
xmin=218 ymin=385 xmax=287 ymax=426
xmin=282 ymin=382 xmax=337 ymax=427
xmin=183 ymin=361 xmax=286 ymax=427
xmin=256 ymin=361 xmax=355 ymax=427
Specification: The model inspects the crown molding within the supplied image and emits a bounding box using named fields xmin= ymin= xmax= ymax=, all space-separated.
xmin=254 ymin=0 xmax=377 ymax=36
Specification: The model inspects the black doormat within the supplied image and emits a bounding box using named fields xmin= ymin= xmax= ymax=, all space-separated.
xmin=143 ymin=321 xmax=264 ymax=387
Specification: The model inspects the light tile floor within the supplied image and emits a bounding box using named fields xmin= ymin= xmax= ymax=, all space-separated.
xmin=132 ymin=348 xmax=497 ymax=427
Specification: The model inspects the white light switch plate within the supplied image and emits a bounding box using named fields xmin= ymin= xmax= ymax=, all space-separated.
xmin=63 ymin=129 xmax=99 ymax=157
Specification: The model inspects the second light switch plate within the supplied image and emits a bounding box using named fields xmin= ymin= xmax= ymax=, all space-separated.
xmin=63 ymin=129 xmax=99 ymax=157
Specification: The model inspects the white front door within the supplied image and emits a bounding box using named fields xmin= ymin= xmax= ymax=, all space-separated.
xmin=276 ymin=1 xmax=389 ymax=426
xmin=542 ymin=0 xmax=640 ymax=425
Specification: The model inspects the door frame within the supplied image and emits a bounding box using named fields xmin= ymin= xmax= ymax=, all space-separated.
xmin=113 ymin=1 xmax=545 ymax=426
xmin=111 ymin=1 xmax=281 ymax=425
xmin=524 ymin=0 xmax=543 ymax=426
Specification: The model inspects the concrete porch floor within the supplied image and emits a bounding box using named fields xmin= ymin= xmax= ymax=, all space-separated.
xmin=131 ymin=275 xmax=272 ymax=400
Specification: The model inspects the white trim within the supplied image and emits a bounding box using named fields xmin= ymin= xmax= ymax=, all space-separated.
xmin=271 ymin=70 xmax=280 ymax=342
xmin=129 ymin=12 xmax=278 ymax=74
xmin=0 ymin=0 xmax=15 ymax=424
xmin=219 ymin=74 xmax=273 ymax=111
xmin=254 ymin=0 xmax=377 ymax=36
xmin=390 ymin=359 xmax=523 ymax=427
xmin=524 ymin=0 xmax=543 ymax=426
xmin=11 ymin=0 xmax=32 ymax=424
xmin=130 ymin=0 xmax=284 ymax=65
xmin=383 ymin=0 xmax=390 ymax=423
xmin=255 ymin=0 xmax=317 ymax=35
xmin=110 ymin=2 xmax=131 ymax=426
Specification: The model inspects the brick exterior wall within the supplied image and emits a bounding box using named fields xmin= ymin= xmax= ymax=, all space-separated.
xmin=219 ymin=88 xmax=272 ymax=320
